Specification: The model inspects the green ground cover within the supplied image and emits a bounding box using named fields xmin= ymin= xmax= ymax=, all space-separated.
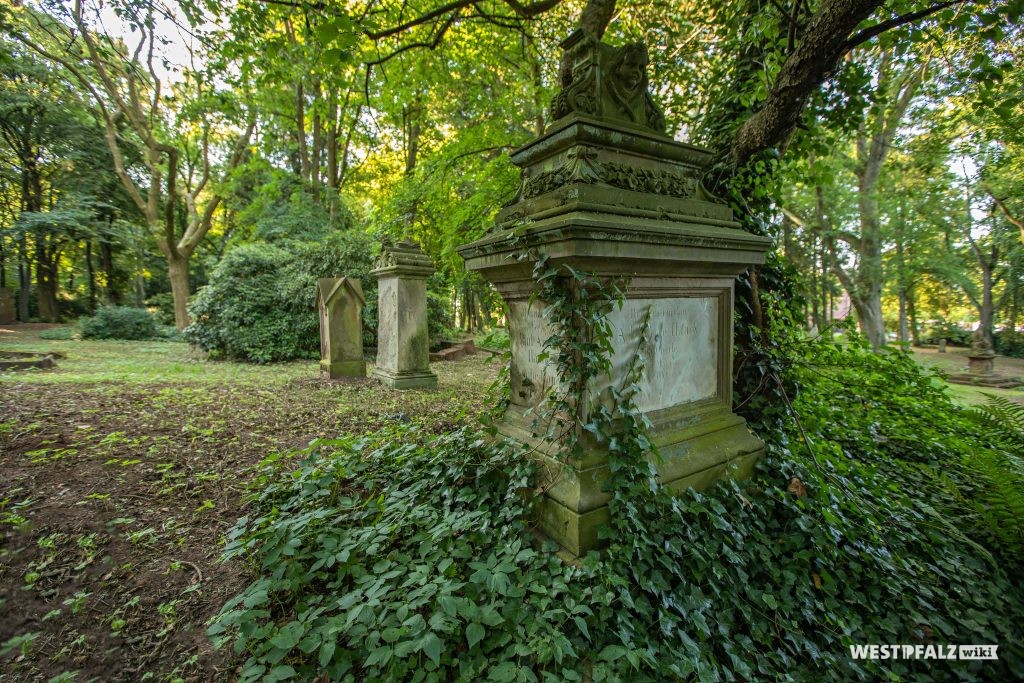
xmin=2 ymin=323 xmax=1022 ymax=681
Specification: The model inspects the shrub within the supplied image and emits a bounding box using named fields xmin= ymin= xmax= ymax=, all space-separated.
xmin=185 ymin=233 xmax=380 ymax=363
xmin=921 ymin=321 xmax=972 ymax=346
xmin=995 ymin=329 xmax=1024 ymax=358
xmin=78 ymin=306 xmax=160 ymax=340
xmin=476 ymin=327 xmax=510 ymax=351
xmin=184 ymin=244 xmax=309 ymax=362
xmin=427 ymin=290 xmax=456 ymax=350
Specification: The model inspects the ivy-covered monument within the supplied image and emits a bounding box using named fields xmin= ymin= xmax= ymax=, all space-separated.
xmin=458 ymin=24 xmax=772 ymax=555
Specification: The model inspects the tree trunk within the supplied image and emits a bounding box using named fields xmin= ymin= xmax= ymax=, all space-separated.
xmin=85 ymin=240 xmax=97 ymax=313
xmin=35 ymin=239 xmax=59 ymax=322
xmin=532 ymin=58 xmax=545 ymax=137
xmin=311 ymin=78 xmax=323 ymax=203
xmin=979 ymin=258 xmax=995 ymax=349
xmin=100 ymin=239 xmax=116 ymax=304
xmin=897 ymin=288 xmax=907 ymax=343
xmin=134 ymin=241 xmax=146 ymax=308
xmin=338 ymin=103 xmax=361 ymax=190
xmin=851 ymin=295 xmax=886 ymax=348
xmin=326 ymin=88 xmax=340 ymax=222
xmin=296 ymin=79 xmax=310 ymax=184
xmin=167 ymin=252 xmax=191 ymax=329
xmin=907 ymin=286 xmax=920 ymax=346
xmin=404 ymin=97 xmax=421 ymax=176
xmin=18 ymin=233 xmax=30 ymax=321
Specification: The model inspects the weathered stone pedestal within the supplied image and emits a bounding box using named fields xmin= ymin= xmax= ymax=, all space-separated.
xmin=372 ymin=241 xmax=438 ymax=390
xmin=316 ymin=277 xmax=366 ymax=379
xmin=459 ymin=111 xmax=771 ymax=554
xmin=948 ymin=352 xmax=1022 ymax=388
xmin=967 ymin=353 xmax=995 ymax=375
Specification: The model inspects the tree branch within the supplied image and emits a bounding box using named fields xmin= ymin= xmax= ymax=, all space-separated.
xmin=988 ymin=190 xmax=1024 ymax=245
xmin=732 ymin=0 xmax=882 ymax=166
xmin=844 ymin=0 xmax=966 ymax=53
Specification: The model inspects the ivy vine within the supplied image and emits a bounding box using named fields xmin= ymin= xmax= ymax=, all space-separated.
xmin=208 ymin=248 xmax=1024 ymax=682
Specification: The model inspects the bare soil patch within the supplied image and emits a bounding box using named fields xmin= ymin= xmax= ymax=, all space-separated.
xmin=1 ymin=341 xmax=497 ymax=681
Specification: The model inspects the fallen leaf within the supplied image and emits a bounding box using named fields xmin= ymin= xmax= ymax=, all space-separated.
xmin=787 ymin=477 xmax=807 ymax=498
xmin=812 ymin=572 xmax=822 ymax=589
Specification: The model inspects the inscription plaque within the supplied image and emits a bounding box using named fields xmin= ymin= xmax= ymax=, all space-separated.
xmin=509 ymin=297 xmax=718 ymax=414
xmin=605 ymin=297 xmax=718 ymax=413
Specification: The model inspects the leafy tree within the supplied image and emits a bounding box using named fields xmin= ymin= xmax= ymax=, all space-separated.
xmin=8 ymin=0 xmax=256 ymax=328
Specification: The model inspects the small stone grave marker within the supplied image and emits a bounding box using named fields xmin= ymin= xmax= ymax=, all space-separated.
xmin=316 ymin=277 xmax=366 ymax=379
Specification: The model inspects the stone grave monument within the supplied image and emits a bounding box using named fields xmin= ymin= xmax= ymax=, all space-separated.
xmin=372 ymin=240 xmax=438 ymax=390
xmin=0 ymin=287 xmax=15 ymax=324
xmin=948 ymin=329 xmax=1021 ymax=388
xmin=316 ymin=277 xmax=366 ymax=379
xmin=458 ymin=23 xmax=772 ymax=554
xmin=967 ymin=329 xmax=996 ymax=375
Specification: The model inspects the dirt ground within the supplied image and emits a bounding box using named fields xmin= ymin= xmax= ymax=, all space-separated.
xmin=0 ymin=325 xmax=498 ymax=682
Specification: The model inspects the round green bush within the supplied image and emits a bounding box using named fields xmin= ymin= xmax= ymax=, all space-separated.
xmin=921 ymin=321 xmax=973 ymax=346
xmin=184 ymin=233 xmax=378 ymax=363
xmin=78 ymin=305 xmax=160 ymax=340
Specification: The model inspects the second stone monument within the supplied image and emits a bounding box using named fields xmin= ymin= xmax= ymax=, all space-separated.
xmin=372 ymin=240 xmax=438 ymax=390
xmin=316 ymin=277 xmax=366 ymax=379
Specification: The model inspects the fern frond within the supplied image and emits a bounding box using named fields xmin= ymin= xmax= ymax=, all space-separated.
xmin=969 ymin=395 xmax=1024 ymax=444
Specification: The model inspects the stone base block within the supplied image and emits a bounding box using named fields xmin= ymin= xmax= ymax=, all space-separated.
xmin=947 ymin=373 xmax=1022 ymax=389
xmin=321 ymin=359 xmax=366 ymax=379
xmin=372 ymin=367 xmax=438 ymax=390
xmin=967 ymin=355 xmax=996 ymax=375
xmin=503 ymin=406 xmax=763 ymax=556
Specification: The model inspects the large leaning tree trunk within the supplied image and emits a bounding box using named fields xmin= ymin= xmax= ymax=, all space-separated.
xmin=13 ymin=0 xmax=256 ymax=329
xmin=829 ymin=50 xmax=923 ymax=349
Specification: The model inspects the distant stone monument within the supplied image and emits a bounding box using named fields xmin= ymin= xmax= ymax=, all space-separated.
xmin=316 ymin=277 xmax=366 ymax=379
xmin=372 ymin=240 xmax=438 ymax=390
xmin=0 ymin=287 xmax=15 ymax=324
xmin=948 ymin=329 xmax=1021 ymax=389
xmin=458 ymin=21 xmax=772 ymax=554
xmin=967 ymin=329 xmax=995 ymax=375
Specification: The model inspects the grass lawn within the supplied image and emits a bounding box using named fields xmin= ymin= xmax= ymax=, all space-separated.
xmin=1 ymin=324 xmax=498 ymax=682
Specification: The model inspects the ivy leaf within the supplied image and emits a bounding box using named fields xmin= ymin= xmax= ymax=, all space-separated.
xmin=421 ymin=631 xmax=442 ymax=666
xmin=489 ymin=661 xmax=518 ymax=681
xmin=365 ymin=645 xmax=393 ymax=667
xmin=573 ymin=616 xmax=590 ymax=641
xmin=266 ymin=665 xmax=297 ymax=682
xmin=318 ymin=639 xmax=336 ymax=667
xmin=269 ymin=621 xmax=304 ymax=651
xmin=466 ymin=622 xmax=485 ymax=649
xmin=598 ymin=644 xmax=627 ymax=661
